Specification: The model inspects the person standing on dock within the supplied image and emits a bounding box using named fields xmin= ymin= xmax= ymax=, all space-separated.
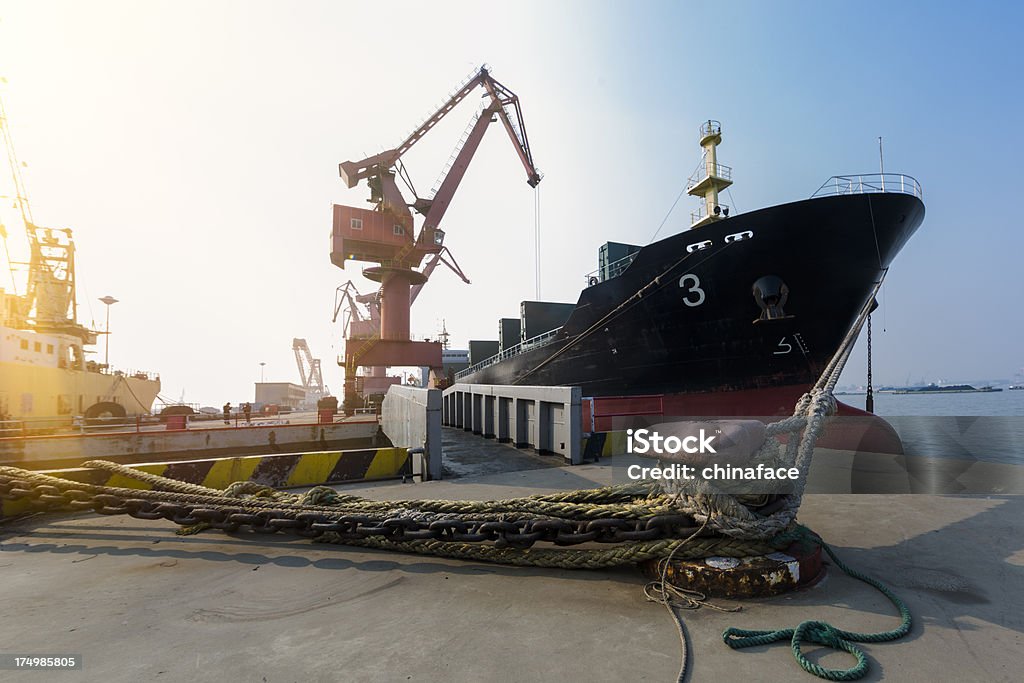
xmin=223 ymin=402 xmax=231 ymax=425
xmin=243 ymin=402 xmax=252 ymax=424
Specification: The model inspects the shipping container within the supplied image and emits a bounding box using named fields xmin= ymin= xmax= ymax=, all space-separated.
xmin=598 ymin=241 xmax=641 ymax=282
xmin=468 ymin=340 xmax=500 ymax=366
xmin=498 ymin=317 xmax=522 ymax=352
xmin=520 ymin=301 xmax=575 ymax=341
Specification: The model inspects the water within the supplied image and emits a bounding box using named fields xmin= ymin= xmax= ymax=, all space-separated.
xmin=871 ymin=389 xmax=1024 ymax=417
xmin=837 ymin=390 xmax=1024 ymax=464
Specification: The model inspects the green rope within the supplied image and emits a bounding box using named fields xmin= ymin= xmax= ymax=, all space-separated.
xmin=723 ymin=526 xmax=912 ymax=681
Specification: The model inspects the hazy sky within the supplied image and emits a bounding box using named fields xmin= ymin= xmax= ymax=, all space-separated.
xmin=1 ymin=0 xmax=1021 ymax=406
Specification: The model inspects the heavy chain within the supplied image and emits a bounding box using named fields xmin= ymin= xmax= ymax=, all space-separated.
xmin=0 ymin=474 xmax=698 ymax=549
xmin=865 ymin=312 xmax=874 ymax=413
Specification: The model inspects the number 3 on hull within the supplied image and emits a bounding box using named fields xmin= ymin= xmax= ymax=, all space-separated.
xmin=679 ymin=273 xmax=705 ymax=307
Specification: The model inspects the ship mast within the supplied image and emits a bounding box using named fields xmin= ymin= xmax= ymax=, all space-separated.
xmin=686 ymin=120 xmax=733 ymax=229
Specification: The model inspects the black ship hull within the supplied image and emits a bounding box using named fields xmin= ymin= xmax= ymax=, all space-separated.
xmin=458 ymin=191 xmax=924 ymax=419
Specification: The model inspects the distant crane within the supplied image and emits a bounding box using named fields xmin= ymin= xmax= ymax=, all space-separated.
xmin=332 ymin=247 xmax=469 ymax=341
xmin=332 ymin=281 xmax=379 ymax=338
xmin=1 ymin=91 xmax=91 ymax=345
xmin=292 ymin=338 xmax=328 ymax=404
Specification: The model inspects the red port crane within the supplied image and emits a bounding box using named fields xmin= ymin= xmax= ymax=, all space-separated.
xmin=331 ymin=65 xmax=542 ymax=408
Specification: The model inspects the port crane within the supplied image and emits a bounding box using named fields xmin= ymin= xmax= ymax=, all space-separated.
xmin=331 ymin=282 xmax=384 ymax=397
xmin=1 ymin=90 xmax=93 ymax=348
xmin=292 ymin=338 xmax=328 ymax=404
xmin=331 ymin=246 xmax=471 ymax=397
xmin=332 ymin=245 xmax=471 ymax=335
xmin=331 ymin=64 xmax=542 ymax=409
xmin=331 ymin=245 xmax=471 ymax=398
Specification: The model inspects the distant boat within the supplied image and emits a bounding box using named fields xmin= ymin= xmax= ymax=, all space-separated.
xmin=1010 ymin=385 xmax=1024 ymax=391
xmin=1 ymin=96 xmax=161 ymax=423
xmin=890 ymin=383 xmax=1002 ymax=394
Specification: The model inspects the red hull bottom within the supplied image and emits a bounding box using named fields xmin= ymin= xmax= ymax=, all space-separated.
xmin=584 ymin=385 xmax=903 ymax=455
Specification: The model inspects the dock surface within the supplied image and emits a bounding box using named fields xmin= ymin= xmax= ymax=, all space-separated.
xmin=1 ymin=432 xmax=1021 ymax=682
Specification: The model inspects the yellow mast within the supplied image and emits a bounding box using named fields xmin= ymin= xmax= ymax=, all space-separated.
xmin=686 ymin=120 xmax=733 ymax=229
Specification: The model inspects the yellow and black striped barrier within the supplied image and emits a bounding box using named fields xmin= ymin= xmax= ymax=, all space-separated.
xmin=2 ymin=447 xmax=409 ymax=517
xmin=580 ymin=431 xmax=629 ymax=461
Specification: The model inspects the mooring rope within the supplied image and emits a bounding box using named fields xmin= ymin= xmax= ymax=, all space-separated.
xmin=0 ymin=265 xmax=908 ymax=680
xmin=650 ymin=272 xmax=905 ymax=681
xmin=1 ymin=463 xmax=787 ymax=569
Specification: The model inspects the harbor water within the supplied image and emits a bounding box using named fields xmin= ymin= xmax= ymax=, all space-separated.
xmin=840 ymin=390 xmax=1024 ymax=465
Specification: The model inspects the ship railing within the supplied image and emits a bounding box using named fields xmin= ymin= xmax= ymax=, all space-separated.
xmin=699 ymin=120 xmax=722 ymax=139
xmin=0 ymin=409 xmax=357 ymax=439
xmin=454 ymin=327 xmax=562 ymax=379
xmin=686 ymin=161 xmax=732 ymax=190
xmin=0 ymin=414 xmax=153 ymax=437
xmin=85 ymin=363 xmax=160 ymax=381
xmin=584 ymin=253 xmax=638 ymax=286
xmin=690 ymin=202 xmax=731 ymax=224
xmin=810 ymin=173 xmax=922 ymax=200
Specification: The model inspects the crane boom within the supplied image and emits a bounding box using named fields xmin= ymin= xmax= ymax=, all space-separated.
xmin=482 ymin=74 xmax=541 ymax=186
xmin=333 ymin=65 xmax=542 ymax=276
xmin=409 ymin=247 xmax=470 ymax=305
xmin=338 ymin=65 xmax=541 ymax=192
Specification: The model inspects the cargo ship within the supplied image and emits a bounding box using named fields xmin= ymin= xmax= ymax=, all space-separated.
xmin=0 ymin=96 xmax=160 ymax=425
xmin=456 ymin=121 xmax=925 ymax=439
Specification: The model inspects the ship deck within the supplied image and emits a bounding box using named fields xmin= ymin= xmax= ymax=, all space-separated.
xmin=0 ymin=429 xmax=1019 ymax=682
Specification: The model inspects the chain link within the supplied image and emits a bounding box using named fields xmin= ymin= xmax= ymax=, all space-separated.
xmin=0 ymin=477 xmax=699 ymax=549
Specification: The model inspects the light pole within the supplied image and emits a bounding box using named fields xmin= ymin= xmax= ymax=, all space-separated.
xmin=259 ymin=362 xmax=266 ymax=383
xmin=98 ymin=296 xmax=118 ymax=368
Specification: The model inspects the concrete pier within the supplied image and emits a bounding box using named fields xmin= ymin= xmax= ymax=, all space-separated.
xmin=443 ymin=383 xmax=582 ymax=464
xmin=0 ymin=418 xmax=381 ymax=470
xmin=0 ymin=450 xmax=1020 ymax=681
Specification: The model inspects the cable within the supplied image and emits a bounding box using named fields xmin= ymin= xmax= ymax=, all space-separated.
xmin=534 ymin=185 xmax=541 ymax=299
xmin=648 ymin=183 xmax=689 ymax=243
xmin=726 ymin=187 xmax=740 ymax=214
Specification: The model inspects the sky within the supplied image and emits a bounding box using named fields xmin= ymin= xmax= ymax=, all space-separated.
xmin=0 ymin=0 xmax=1022 ymax=406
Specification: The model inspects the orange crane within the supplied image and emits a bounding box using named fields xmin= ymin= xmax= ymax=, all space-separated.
xmin=331 ymin=65 xmax=542 ymax=409
xmin=333 ymin=246 xmax=470 ymax=399
xmin=332 ymin=280 xmax=379 ymax=340
xmin=332 ymin=281 xmax=388 ymax=398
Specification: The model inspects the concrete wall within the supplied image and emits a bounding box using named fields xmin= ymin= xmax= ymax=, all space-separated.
xmin=442 ymin=384 xmax=581 ymax=464
xmin=381 ymin=385 xmax=442 ymax=480
xmin=0 ymin=420 xmax=380 ymax=470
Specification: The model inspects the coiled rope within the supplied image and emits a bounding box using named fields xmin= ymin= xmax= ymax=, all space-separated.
xmin=723 ymin=526 xmax=912 ymax=681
